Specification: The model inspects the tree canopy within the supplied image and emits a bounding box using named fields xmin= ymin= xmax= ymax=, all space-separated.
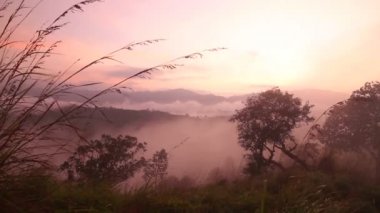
xmin=319 ymin=81 xmax=380 ymax=153
xmin=318 ymin=82 xmax=380 ymax=181
xmin=231 ymin=88 xmax=314 ymax=174
xmin=60 ymin=134 xmax=147 ymax=184
xmin=143 ymin=149 xmax=169 ymax=188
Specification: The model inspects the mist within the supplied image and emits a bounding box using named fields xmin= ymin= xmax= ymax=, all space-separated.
xmin=47 ymin=87 xmax=350 ymax=185
xmin=126 ymin=118 xmax=243 ymax=181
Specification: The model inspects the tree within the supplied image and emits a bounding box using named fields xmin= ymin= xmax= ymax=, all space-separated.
xmin=0 ymin=0 xmax=222 ymax=181
xmin=60 ymin=134 xmax=147 ymax=184
xmin=318 ymin=81 xmax=380 ymax=180
xmin=143 ymin=149 xmax=168 ymax=188
xmin=231 ymin=88 xmax=314 ymax=174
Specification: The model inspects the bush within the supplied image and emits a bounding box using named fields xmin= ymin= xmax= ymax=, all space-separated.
xmin=60 ymin=134 xmax=147 ymax=184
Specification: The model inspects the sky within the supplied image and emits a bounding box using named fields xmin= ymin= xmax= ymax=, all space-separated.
xmin=8 ymin=0 xmax=380 ymax=95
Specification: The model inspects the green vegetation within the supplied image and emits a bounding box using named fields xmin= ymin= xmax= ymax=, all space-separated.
xmin=60 ymin=134 xmax=148 ymax=184
xmin=318 ymin=81 xmax=380 ymax=181
xmin=2 ymin=81 xmax=380 ymax=211
xmin=143 ymin=149 xmax=169 ymax=188
xmin=2 ymin=0 xmax=380 ymax=212
xmin=0 ymin=0 xmax=218 ymax=182
xmin=2 ymin=168 xmax=380 ymax=212
xmin=231 ymin=88 xmax=314 ymax=174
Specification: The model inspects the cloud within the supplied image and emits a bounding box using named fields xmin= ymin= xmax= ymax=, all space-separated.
xmin=53 ymin=86 xmax=348 ymax=117
xmin=247 ymin=84 xmax=277 ymax=91
xmin=102 ymin=66 xmax=143 ymax=78
xmin=110 ymin=100 xmax=243 ymax=116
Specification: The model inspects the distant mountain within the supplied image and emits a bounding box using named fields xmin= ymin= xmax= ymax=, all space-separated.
xmin=124 ymin=89 xmax=227 ymax=105
xmin=53 ymin=88 xmax=348 ymax=116
xmin=47 ymin=106 xmax=227 ymax=137
xmin=56 ymin=88 xmax=240 ymax=105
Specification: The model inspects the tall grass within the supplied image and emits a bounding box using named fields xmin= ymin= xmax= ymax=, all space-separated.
xmin=0 ymin=0 xmax=224 ymax=182
xmin=2 ymin=168 xmax=378 ymax=212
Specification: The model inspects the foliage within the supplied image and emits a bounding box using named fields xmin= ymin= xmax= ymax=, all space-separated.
xmin=231 ymin=88 xmax=314 ymax=174
xmin=318 ymin=81 xmax=380 ymax=181
xmin=143 ymin=149 xmax=169 ymax=188
xmin=0 ymin=0 xmax=222 ymax=182
xmin=0 ymin=169 xmax=124 ymax=212
xmin=0 ymin=0 xmax=127 ymax=182
xmin=3 ymin=168 xmax=380 ymax=212
xmin=319 ymin=81 xmax=380 ymax=152
xmin=60 ymin=134 xmax=146 ymax=184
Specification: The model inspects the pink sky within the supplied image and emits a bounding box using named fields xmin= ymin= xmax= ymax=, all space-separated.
xmin=12 ymin=0 xmax=380 ymax=94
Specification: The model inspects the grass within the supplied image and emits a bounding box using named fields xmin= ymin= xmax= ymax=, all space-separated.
xmin=1 ymin=169 xmax=380 ymax=212
xmin=0 ymin=0 xmax=224 ymax=181
xmin=1 ymin=1 xmax=379 ymax=213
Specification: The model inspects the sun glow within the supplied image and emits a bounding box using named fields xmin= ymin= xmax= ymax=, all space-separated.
xmin=23 ymin=0 xmax=380 ymax=94
xmin=220 ymin=6 xmax=355 ymax=88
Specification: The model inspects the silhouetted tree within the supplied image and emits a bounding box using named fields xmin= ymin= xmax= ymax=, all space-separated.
xmin=143 ymin=149 xmax=168 ymax=188
xmin=0 ymin=0 xmax=160 ymax=181
xmin=231 ymin=88 xmax=314 ymax=174
xmin=60 ymin=134 xmax=146 ymax=184
xmin=0 ymin=0 xmax=222 ymax=181
xmin=319 ymin=81 xmax=380 ymax=180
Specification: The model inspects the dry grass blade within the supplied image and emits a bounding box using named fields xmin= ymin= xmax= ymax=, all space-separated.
xmin=51 ymin=0 xmax=102 ymax=25
xmin=0 ymin=0 xmax=224 ymax=182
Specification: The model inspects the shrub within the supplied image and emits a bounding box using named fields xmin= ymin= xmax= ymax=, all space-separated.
xmin=60 ymin=134 xmax=147 ymax=184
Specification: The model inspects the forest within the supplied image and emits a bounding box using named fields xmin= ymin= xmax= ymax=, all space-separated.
xmin=1 ymin=1 xmax=380 ymax=212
